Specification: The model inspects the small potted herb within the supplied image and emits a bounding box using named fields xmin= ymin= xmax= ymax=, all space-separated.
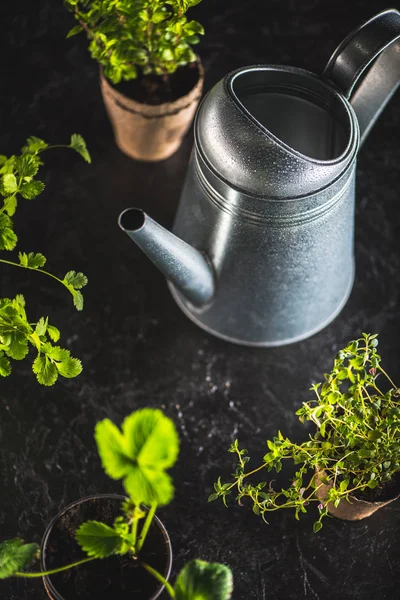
xmin=0 ymin=135 xmax=90 ymax=385
xmin=210 ymin=334 xmax=400 ymax=531
xmin=65 ymin=0 xmax=205 ymax=162
xmin=0 ymin=408 xmax=233 ymax=599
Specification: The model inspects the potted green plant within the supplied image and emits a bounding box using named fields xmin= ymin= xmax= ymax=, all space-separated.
xmin=0 ymin=408 xmax=233 ymax=599
xmin=0 ymin=134 xmax=90 ymax=385
xmin=210 ymin=333 xmax=400 ymax=531
xmin=65 ymin=0 xmax=205 ymax=162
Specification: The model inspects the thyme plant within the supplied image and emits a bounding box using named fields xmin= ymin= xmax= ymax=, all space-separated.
xmin=0 ymin=408 xmax=233 ymax=599
xmin=65 ymin=0 xmax=204 ymax=84
xmin=0 ymin=135 xmax=90 ymax=385
xmin=209 ymin=334 xmax=400 ymax=532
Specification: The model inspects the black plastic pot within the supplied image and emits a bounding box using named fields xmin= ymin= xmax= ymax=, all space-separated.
xmin=40 ymin=494 xmax=172 ymax=600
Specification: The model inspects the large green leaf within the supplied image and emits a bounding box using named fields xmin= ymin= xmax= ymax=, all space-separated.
xmin=123 ymin=409 xmax=179 ymax=470
xmin=124 ymin=464 xmax=174 ymax=507
xmin=95 ymin=418 xmax=134 ymax=480
xmin=174 ymin=560 xmax=234 ymax=600
xmin=0 ymin=538 xmax=39 ymax=579
xmin=32 ymin=355 xmax=58 ymax=386
xmin=95 ymin=409 xmax=179 ymax=506
xmin=75 ymin=521 xmax=123 ymax=559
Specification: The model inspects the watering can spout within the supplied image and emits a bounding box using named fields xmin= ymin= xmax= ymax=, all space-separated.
xmin=118 ymin=208 xmax=215 ymax=307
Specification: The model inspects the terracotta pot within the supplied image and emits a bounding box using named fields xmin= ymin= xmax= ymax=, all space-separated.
xmin=315 ymin=471 xmax=400 ymax=521
xmin=40 ymin=494 xmax=172 ymax=600
xmin=100 ymin=62 xmax=204 ymax=162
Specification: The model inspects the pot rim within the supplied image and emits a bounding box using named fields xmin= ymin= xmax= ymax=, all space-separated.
xmin=316 ymin=468 xmax=400 ymax=507
xmin=99 ymin=58 xmax=204 ymax=114
xmin=40 ymin=493 xmax=173 ymax=600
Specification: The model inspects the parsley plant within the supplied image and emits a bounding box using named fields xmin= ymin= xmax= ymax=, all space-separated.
xmin=0 ymin=135 xmax=90 ymax=385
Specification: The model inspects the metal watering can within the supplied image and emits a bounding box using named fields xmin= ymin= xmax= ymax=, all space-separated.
xmin=119 ymin=9 xmax=400 ymax=347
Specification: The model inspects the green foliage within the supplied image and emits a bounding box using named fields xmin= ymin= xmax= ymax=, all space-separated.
xmin=0 ymin=296 xmax=82 ymax=385
xmin=75 ymin=521 xmax=127 ymax=558
xmin=95 ymin=408 xmax=179 ymax=506
xmin=65 ymin=0 xmax=204 ymax=83
xmin=174 ymin=559 xmax=233 ymax=600
xmin=0 ymin=539 xmax=39 ymax=578
xmin=210 ymin=334 xmax=400 ymax=531
xmin=0 ymin=135 xmax=90 ymax=384
xmin=0 ymin=409 xmax=234 ymax=598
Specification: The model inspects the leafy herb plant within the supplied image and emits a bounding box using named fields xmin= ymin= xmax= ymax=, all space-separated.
xmin=209 ymin=333 xmax=400 ymax=532
xmin=0 ymin=408 xmax=233 ymax=599
xmin=65 ymin=0 xmax=204 ymax=84
xmin=0 ymin=135 xmax=90 ymax=385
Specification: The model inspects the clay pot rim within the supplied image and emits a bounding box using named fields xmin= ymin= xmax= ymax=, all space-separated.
xmin=100 ymin=58 xmax=204 ymax=115
xmin=316 ymin=468 xmax=400 ymax=507
xmin=40 ymin=493 xmax=173 ymax=600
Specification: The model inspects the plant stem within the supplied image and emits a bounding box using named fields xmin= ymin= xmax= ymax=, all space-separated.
xmin=141 ymin=561 xmax=175 ymax=598
xmin=14 ymin=556 xmax=96 ymax=578
xmin=131 ymin=512 xmax=139 ymax=549
xmin=0 ymin=258 xmax=66 ymax=288
xmin=378 ymin=365 xmax=397 ymax=389
xmin=136 ymin=502 xmax=156 ymax=553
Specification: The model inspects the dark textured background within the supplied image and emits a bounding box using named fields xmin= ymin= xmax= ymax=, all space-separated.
xmin=1 ymin=1 xmax=400 ymax=598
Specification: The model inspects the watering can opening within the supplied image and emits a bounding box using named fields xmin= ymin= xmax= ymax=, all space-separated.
xmin=118 ymin=207 xmax=145 ymax=232
xmin=230 ymin=68 xmax=353 ymax=162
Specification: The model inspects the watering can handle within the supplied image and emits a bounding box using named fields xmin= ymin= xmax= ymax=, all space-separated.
xmin=324 ymin=9 xmax=400 ymax=145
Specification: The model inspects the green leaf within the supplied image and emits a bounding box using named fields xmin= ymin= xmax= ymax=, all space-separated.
xmin=0 ymin=538 xmax=39 ymax=579
xmin=41 ymin=344 xmax=70 ymax=362
xmin=55 ymin=356 xmax=82 ymax=378
xmin=21 ymin=136 xmax=48 ymax=154
xmin=18 ymin=252 xmax=46 ymax=269
xmin=0 ymin=214 xmax=17 ymax=250
xmin=47 ymin=324 xmax=60 ymax=342
xmin=67 ymin=24 xmax=84 ymax=38
xmin=184 ymin=20 xmax=204 ymax=35
xmin=124 ymin=465 xmax=174 ymax=507
xmin=95 ymin=419 xmax=134 ymax=479
xmin=4 ymin=330 xmax=29 ymax=360
xmin=72 ymin=289 xmax=84 ymax=310
xmin=69 ymin=134 xmax=91 ymax=163
xmin=95 ymin=409 xmax=179 ymax=507
xmin=161 ymin=48 xmax=174 ymax=61
xmin=3 ymin=194 xmax=17 ymax=216
xmin=123 ymin=409 xmax=179 ymax=470
xmin=35 ymin=317 xmax=48 ymax=337
xmin=75 ymin=521 xmax=123 ymax=559
xmin=313 ymin=521 xmax=323 ymax=533
xmin=20 ymin=180 xmax=45 ymax=199
xmin=64 ymin=271 xmax=88 ymax=289
xmin=15 ymin=155 xmax=40 ymax=178
xmin=32 ymin=355 xmax=58 ymax=386
xmin=174 ymin=559 xmax=233 ymax=600
xmin=0 ymin=354 xmax=11 ymax=377
xmin=1 ymin=174 xmax=17 ymax=195
xmin=152 ymin=10 xmax=168 ymax=23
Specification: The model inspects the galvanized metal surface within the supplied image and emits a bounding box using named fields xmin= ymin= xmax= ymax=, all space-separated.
xmin=120 ymin=9 xmax=400 ymax=346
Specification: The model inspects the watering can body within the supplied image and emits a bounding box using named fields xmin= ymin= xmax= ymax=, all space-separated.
xmin=119 ymin=9 xmax=400 ymax=347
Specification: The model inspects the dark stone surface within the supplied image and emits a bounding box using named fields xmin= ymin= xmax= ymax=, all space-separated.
xmin=1 ymin=1 xmax=400 ymax=598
